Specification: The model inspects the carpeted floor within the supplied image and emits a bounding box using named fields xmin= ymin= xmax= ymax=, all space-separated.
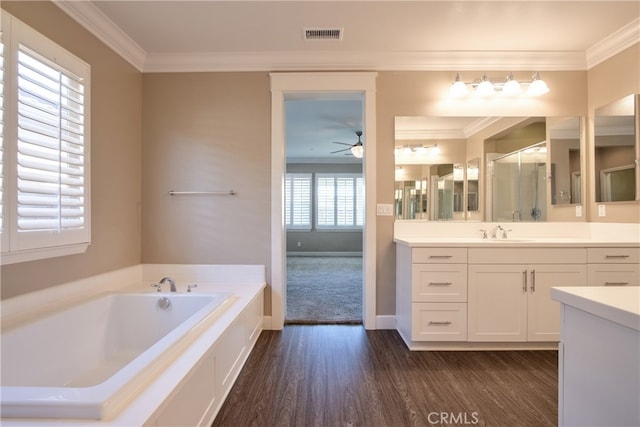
xmin=286 ymin=256 xmax=363 ymax=324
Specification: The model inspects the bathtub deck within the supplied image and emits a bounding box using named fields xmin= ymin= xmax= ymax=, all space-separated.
xmin=213 ymin=325 xmax=558 ymax=427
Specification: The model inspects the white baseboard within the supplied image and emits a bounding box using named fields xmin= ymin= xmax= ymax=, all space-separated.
xmin=376 ymin=315 xmax=397 ymax=330
xmin=263 ymin=315 xmax=396 ymax=330
xmin=286 ymin=252 xmax=363 ymax=257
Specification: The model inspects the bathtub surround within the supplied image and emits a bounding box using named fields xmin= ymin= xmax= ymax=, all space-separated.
xmin=0 ymin=264 xmax=265 ymax=426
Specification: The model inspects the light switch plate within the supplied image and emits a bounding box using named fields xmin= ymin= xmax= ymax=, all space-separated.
xmin=376 ymin=203 xmax=394 ymax=216
xmin=598 ymin=204 xmax=606 ymax=217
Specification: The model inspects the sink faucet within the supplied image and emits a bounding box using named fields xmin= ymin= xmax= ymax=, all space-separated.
xmin=152 ymin=277 xmax=177 ymax=292
xmin=491 ymin=225 xmax=503 ymax=239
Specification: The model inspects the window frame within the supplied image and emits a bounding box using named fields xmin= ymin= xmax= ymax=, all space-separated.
xmin=1 ymin=13 xmax=91 ymax=265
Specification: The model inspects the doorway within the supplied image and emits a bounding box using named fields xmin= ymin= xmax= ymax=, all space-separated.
xmin=270 ymin=72 xmax=377 ymax=330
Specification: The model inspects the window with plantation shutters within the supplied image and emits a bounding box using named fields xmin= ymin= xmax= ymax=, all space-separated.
xmin=316 ymin=173 xmax=364 ymax=229
xmin=1 ymin=13 xmax=91 ymax=264
xmin=285 ymin=173 xmax=311 ymax=230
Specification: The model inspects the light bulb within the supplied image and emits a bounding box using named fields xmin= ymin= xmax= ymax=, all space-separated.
xmin=475 ymin=75 xmax=494 ymax=97
xmin=527 ymin=73 xmax=549 ymax=96
xmin=449 ymin=73 xmax=469 ymax=98
xmin=502 ymin=74 xmax=522 ymax=96
xmin=350 ymin=144 xmax=364 ymax=158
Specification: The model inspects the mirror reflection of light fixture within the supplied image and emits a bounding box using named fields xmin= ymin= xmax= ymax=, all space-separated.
xmin=395 ymin=143 xmax=440 ymax=157
xmin=449 ymin=72 xmax=549 ymax=98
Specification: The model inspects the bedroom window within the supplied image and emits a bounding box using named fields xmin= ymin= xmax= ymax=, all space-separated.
xmin=285 ymin=173 xmax=312 ymax=230
xmin=0 ymin=13 xmax=91 ymax=264
xmin=316 ymin=173 xmax=364 ymax=229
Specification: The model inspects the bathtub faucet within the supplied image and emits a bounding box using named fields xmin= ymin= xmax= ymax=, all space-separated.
xmin=151 ymin=277 xmax=177 ymax=292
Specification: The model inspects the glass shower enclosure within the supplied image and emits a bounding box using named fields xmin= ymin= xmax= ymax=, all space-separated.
xmin=491 ymin=142 xmax=547 ymax=222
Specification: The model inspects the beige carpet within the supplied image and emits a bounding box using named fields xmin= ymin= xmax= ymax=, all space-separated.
xmin=285 ymin=256 xmax=363 ymax=324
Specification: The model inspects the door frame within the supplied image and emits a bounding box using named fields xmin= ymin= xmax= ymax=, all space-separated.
xmin=269 ymin=72 xmax=377 ymax=330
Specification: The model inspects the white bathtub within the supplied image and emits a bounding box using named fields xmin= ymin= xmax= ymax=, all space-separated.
xmin=0 ymin=291 xmax=233 ymax=420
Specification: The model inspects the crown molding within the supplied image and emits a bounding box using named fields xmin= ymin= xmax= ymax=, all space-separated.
xmin=143 ymin=50 xmax=588 ymax=73
xmin=53 ymin=0 xmax=146 ymax=71
xmin=53 ymin=1 xmax=637 ymax=73
xmin=586 ymin=17 xmax=640 ymax=69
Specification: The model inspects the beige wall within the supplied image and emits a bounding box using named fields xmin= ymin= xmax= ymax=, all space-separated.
xmin=141 ymin=74 xmax=271 ymax=259
xmin=0 ymin=2 xmax=142 ymax=299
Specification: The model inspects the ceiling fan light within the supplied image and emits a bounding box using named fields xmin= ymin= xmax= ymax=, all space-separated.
xmin=527 ymin=73 xmax=549 ymax=96
xmin=350 ymin=144 xmax=364 ymax=158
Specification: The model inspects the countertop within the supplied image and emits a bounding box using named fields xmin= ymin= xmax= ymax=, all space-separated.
xmin=394 ymin=237 xmax=640 ymax=248
xmin=551 ymin=286 xmax=640 ymax=332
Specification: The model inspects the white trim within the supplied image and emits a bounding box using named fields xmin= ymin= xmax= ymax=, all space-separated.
xmin=586 ymin=17 xmax=640 ymax=69
xmin=144 ymin=50 xmax=589 ymax=73
xmin=270 ymin=72 xmax=377 ymax=330
xmin=49 ymin=2 xmax=637 ymax=73
xmin=376 ymin=315 xmax=397 ymax=330
xmin=0 ymin=242 xmax=89 ymax=265
xmin=53 ymin=0 xmax=147 ymax=71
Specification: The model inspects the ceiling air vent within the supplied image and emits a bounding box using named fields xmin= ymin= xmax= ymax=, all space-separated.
xmin=303 ymin=27 xmax=343 ymax=41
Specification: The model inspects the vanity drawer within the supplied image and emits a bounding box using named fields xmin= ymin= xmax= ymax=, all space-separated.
xmin=411 ymin=303 xmax=467 ymax=341
xmin=588 ymin=264 xmax=640 ymax=286
xmin=412 ymin=264 xmax=467 ymax=302
xmin=587 ymin=247 xmax=640 ymax=264
xmin=412 ymin=248 xmax=467 ymax=264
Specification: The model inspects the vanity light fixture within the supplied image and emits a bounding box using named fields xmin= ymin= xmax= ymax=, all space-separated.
xmin=449 ymin=72 xmax=549 ymax=98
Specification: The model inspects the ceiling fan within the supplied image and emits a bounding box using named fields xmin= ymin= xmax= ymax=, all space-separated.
xmin=330 ymin=130 xmax=364 ymax=158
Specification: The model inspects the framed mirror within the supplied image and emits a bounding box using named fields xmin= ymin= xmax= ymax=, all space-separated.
xmin=594 ymin=94 xmax=637 ymax=203
xmin=549 ymin=117 xmax=582 ymax=205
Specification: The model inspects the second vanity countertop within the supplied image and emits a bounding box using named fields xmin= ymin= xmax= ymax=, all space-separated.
xmin=394 ymin=237 xmax=640 ymax=248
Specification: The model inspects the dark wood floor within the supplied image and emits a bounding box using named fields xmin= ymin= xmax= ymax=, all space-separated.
xmin=213 ymin=325 xmax=558 ymax=427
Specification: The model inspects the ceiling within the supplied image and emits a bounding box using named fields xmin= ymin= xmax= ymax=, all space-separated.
xmin=54 ymin=1 xmax=640 ymax=162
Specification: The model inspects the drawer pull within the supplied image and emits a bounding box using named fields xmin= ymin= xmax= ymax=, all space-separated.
xmin=428 ymin=321 xmax=453 ymax=326
xmin=604 ymin=282 xmax=629 ymax=286
xmin=522 ymin=270 xmax=528 ymax=293
xmin=429 ymin=255 xmax=453 ymax=259
xmin=605 ymin=255 xmax=630 ymax=259
xmin=428 ymin=282 xmax=453 ymax=286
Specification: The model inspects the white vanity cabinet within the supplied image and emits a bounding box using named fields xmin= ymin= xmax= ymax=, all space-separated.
xmin=587 ymin=247 xmax=640 ymax=286
xmin=467 ymin=248 xmax=587 ymax=342
xmin=396 ymin=245 xmax=468 ymax=348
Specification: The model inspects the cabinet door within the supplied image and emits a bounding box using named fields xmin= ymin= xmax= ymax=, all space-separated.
xmin=527 ymin=264 xmax=587 ymax=342
xmin=468 ymin=264 xmax=528 ymax=342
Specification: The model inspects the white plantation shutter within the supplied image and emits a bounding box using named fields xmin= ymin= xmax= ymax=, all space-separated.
xmin=17 ymin=48 xmax=85 ymax=233
xmin=316 ymin=174 xmax=363 ymax=229
xmin=1 ymin=14 xmax=90 ymax=261
xmin=285 ymin=173 xmax=311 ymax=229
xmin=316 ymin=176 xmax=335 ymax=227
